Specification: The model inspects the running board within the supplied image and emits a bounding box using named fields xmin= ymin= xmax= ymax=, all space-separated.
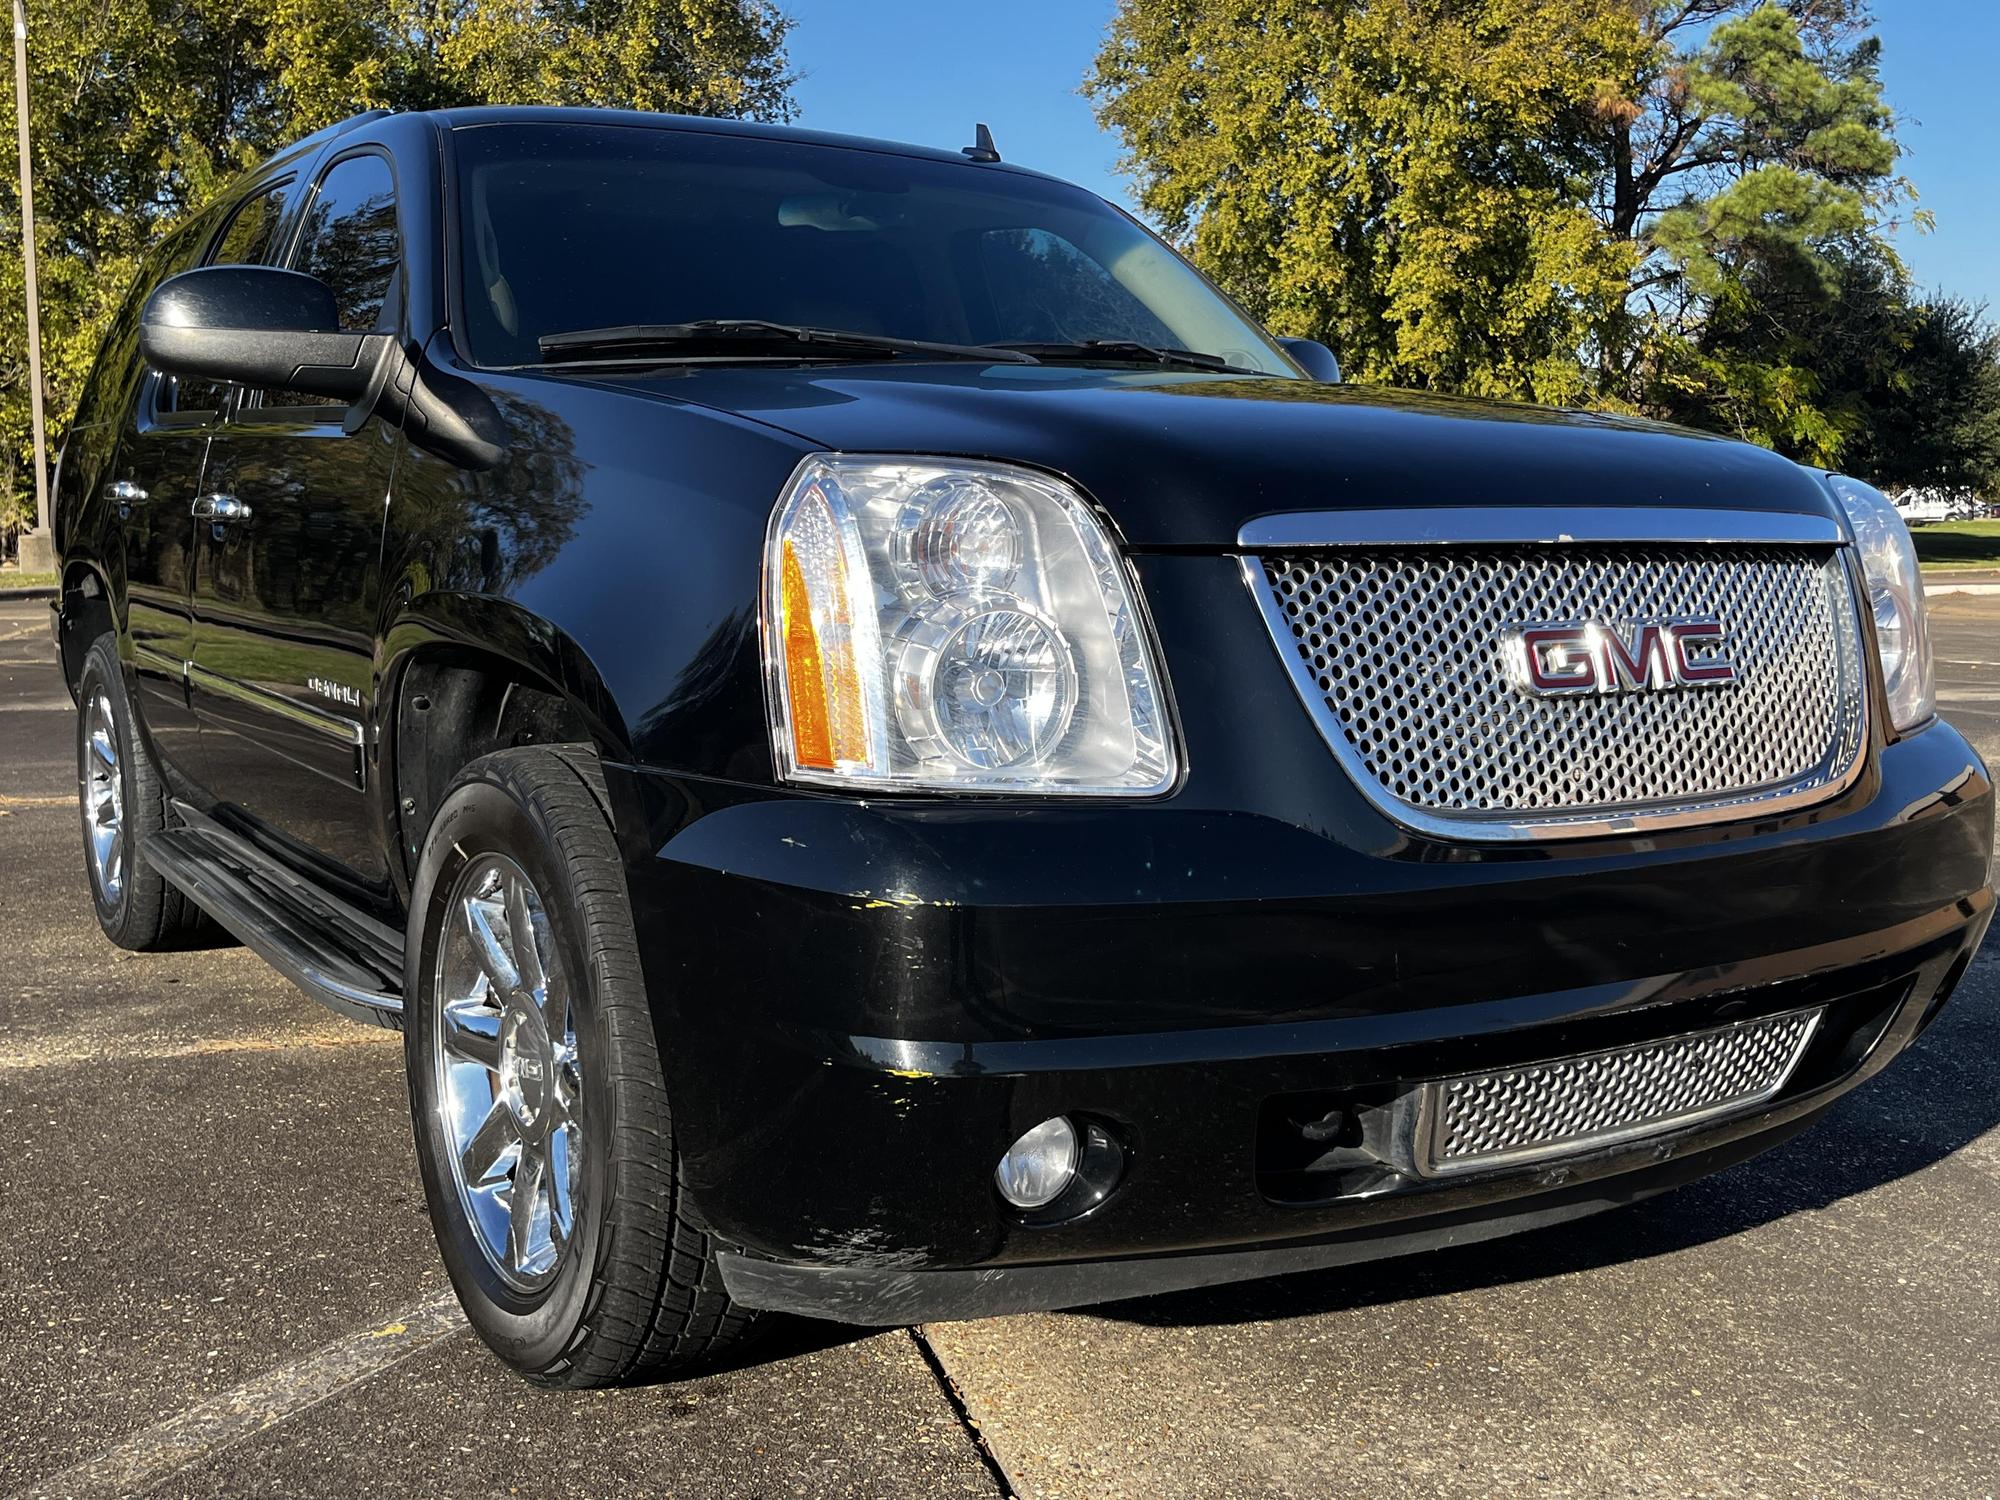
xmin=143 ymin=801 xmax=405 ymax=1029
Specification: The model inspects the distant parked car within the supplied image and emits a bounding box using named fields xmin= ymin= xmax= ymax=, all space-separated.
xmin=1891 ymin=487 xmax=1953 ymax=527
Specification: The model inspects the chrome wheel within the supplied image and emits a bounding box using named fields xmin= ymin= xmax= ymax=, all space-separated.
xmin=433 ymin=855 xmax=582 ymax=1291
xmin=82 ymin=688 xmax=125 ymax=903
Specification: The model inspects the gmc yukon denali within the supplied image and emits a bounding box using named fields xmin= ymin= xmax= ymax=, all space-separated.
xmin=51 ymin=107 xmax=1995 ymax=1388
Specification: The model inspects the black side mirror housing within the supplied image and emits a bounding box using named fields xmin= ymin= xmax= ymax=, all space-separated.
xmin=1277 ymin=336 xmax=1342 ymax=384
xmin=137 ymin=266 xmax=506 ymax=469
xmin=140 ymin=266 xmax=395 ymax=406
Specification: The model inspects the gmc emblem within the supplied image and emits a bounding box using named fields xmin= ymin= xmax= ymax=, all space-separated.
xmin=1503 ymin=618 xmax=1737 ymax=697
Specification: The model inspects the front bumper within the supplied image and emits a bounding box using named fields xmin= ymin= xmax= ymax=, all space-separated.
xmin=606 ymin=713 xmax=1994 ymax=1325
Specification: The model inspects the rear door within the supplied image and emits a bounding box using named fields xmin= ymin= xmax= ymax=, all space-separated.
xmin=184 ymin=149 xmax=402 ymax=892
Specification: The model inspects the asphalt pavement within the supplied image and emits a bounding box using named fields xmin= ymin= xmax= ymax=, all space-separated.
xmin=3 ymin=593 xmax=1997 ymax=1500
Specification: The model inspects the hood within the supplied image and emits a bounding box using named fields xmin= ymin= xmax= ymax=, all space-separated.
xmin=595 ymin=363 xmax=1841 ymax=548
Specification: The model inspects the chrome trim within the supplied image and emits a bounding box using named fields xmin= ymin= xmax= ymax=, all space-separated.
xmin=191 ymin=492 xmax=253 ymax=523
xmin=1236 ymin=506 xmax=1848 ymax=551
xmin=130 ymin=643 xmax=185 ymax=684
xmin=186 ymin=663 xmax=365 ymax=747
xmin=1411 ymin=1007 xmax=1822 ymax=1177
xmin=1242 ymin=547 xmax=1872 ymax=842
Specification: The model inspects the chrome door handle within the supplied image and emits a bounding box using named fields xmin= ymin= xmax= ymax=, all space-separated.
xmin=191 ymin=493 xmax=252 ymax=523
xmin=105 ymin=479 xmax=147 ymax=519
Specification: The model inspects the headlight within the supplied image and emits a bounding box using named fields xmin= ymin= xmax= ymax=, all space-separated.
xmin=1828 ymin=473 xmax=1934 ymax=733
xmin=763 ymin=456 xmax=1177 ymax=794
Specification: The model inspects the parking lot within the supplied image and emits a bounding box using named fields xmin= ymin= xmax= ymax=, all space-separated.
xmin=3 ymin=591 xmax=1997 ymax=1500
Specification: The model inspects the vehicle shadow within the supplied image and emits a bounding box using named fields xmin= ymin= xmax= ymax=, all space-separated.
xmin=612 ymin=1311 xmax=879 ymax=1390
xmin=1086 ymin=950 xmax=2000 ymax=1330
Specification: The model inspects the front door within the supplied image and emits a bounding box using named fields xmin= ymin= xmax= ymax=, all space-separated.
xmin=111 ymin=209 xmax=241 ymax=770
xmin=185 ymin=149 xmax=404 ymax=896
xmin=115 ymin=370 xmax=211 ymax=768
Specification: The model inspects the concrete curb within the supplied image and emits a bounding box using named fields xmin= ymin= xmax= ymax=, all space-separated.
xmin=1925 ymin=581 xmax=2000 ymax=597
xmin=0 ymin=586 xmax=57 ymax=601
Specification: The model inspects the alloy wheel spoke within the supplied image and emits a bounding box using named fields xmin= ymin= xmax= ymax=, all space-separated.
xmin=441 ymin=999 xmax=504 ymax=1070
xmin=89 ymin=727 xmax=117 ymax=771
xmin=548 ymin=1125 xmax=574 ymax=1243
xmin=540 ymin=970 xmax=571 ymax=1041
xmin=509 ymin=1142 xmax=547 ymax=1269
xmin=464 ymin=894 xmax=521 ymax=998
xmin=504 ymin=876 xmax=548 ymax=999
xmin=459 ymin=1098 xmax=519 ymax=1183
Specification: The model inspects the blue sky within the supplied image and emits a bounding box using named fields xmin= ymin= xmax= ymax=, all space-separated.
xmin=785 ymin=0 xmax=1999 ymax=312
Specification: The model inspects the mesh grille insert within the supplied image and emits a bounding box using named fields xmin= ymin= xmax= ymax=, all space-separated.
xmin=1254 ymin=545 xmax=1866 ymax=832
xmin=1420 ymin=1008 xmax=1822 ymax=1175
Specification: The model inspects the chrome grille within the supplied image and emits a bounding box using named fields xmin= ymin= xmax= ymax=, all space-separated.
xmin=1418 ymin=1008 xmax=1822 ymax=1176
xmin=1250 ymin=545 xmax=1866 ymax=838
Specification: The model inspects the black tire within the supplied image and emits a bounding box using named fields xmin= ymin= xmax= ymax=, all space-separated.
xmin=76 ymin=635 xmax=205 ymax=950
xmin=404 ymin=746 xmax=755 ymax=1387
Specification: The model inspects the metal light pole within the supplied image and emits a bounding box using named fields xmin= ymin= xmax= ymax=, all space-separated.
xmin=10 ymin=0 xmax=51 ymax=571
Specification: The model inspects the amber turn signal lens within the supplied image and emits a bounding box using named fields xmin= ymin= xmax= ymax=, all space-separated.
xmin=780 ymin=540 xmax=834 ymax=768
xmin=778 ymin=530 xmax=872 ymax=771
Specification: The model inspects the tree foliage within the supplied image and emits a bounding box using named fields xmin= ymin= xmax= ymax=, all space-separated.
xmin=1088 ymin=0 xmax=1650 ymax=405
xmin=1089 ymin=0 xmax=1991 ymax=484
xmin=0 ymin=0 xmax=794 ymax=527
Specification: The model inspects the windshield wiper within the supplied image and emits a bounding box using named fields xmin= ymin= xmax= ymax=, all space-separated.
xmin=538 ymin=319 xmax=1038 ymax=366
xmin=984 ymin=339 xmax=1268 ymax=375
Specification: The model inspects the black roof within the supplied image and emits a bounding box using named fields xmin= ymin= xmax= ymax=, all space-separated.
xmin=413 ymin=106 xmax=1066 ymax=183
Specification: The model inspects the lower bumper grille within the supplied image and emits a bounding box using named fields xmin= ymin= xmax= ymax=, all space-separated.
xmin=1415 ymin=1007 xmax=1823 ymax=1177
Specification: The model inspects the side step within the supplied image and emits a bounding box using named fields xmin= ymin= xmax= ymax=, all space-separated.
xmin=142 ymin=801 xmax=406 ymax=1029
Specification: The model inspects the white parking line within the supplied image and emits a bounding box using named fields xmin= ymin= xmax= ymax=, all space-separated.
xmin=0 ymin=1028 xmax=399 ymax=1072
xmin=11 ymin=1294 xmax=468 ymax=1500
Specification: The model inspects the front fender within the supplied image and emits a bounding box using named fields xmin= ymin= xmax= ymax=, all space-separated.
xmin=378 ymin=371 xmax=813 ymax=785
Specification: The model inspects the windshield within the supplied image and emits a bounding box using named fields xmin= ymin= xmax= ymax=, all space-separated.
xmin=449 ymin=122 xmax=1297 ymax=375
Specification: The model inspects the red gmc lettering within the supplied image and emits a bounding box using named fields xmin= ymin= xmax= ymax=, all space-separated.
xmin=1511 ymin=619 xmax=1736 ymax=695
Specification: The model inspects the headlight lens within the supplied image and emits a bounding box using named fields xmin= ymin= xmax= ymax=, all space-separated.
xmin=1829 ymin=473 xmax=1935 ymax=733
xmin=764 ymin=456 xmax=1176 ymax=793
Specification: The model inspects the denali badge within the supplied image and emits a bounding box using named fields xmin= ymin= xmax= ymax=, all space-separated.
xmin=307 ymin=676 xmax=364 ymax=710
xmin=1503 ymin=618 xmax=1736 ymax=697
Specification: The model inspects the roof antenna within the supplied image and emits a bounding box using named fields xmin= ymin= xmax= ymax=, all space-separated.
xmin=961 ymin=123 xmax=1001 ymax=164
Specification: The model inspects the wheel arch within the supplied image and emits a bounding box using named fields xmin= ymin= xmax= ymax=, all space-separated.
xmin=379 ymin=593 xmax=631 ymax=894
xmin=57 ymin=558 xmax=119 ymax=703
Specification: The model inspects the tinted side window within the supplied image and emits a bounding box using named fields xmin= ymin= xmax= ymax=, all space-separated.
xmin=166 ymin=180 xmax=299 ymax=417
xmin=296 ymin=154 xmax=400 ymax=331
xmin=246 ymin=154 xmax=400 ymax=411
xmin=211 ymin=177 xmax=296 ymax=267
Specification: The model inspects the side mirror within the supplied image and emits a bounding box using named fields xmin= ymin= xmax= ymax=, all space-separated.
xmin=140 ymin=266 xmax=397 ymax=406
xmin=1277 ymin=336 xmax=1342 ymax=384
xmin=138 ymin=267 xmax=507 ymax=470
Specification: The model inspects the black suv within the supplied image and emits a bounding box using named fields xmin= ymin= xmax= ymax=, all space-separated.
xmin=52 ymin=107 xmax=1995 ymax=1387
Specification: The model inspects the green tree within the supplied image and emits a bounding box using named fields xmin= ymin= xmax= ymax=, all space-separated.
xmin=1607 ymin=2 xmax=1918 ymax=458
xmin=1087 ymin=1 xmax=1921 ymax=461
xmin=1088 ymin=0 xmax=1650 ymax=405
xmin=1851 ymin=293 xmax=2000 ymax=494
xmin=0 ymin=0 xmax=793 ymax=528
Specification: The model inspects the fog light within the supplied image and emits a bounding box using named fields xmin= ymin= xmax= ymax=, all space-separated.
xmin=994 ymin=1116 xmax=1080 ymax=1209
